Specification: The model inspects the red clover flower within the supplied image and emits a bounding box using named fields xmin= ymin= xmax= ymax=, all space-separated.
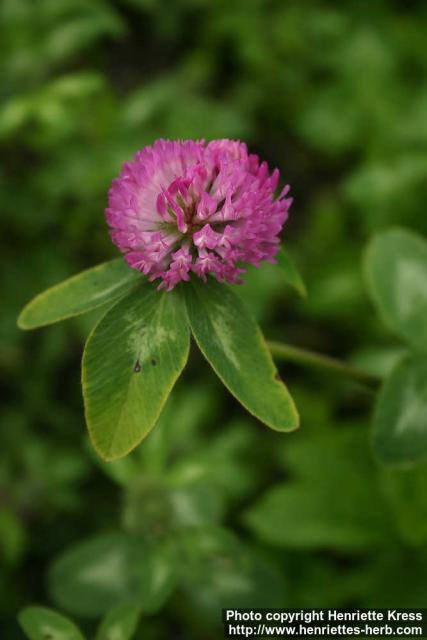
xmin=106 ymin=139 xmax=292 ymax=290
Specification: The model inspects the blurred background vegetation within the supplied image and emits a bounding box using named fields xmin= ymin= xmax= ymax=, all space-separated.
xmin=2 ymin=0 xmax=427 ymax=638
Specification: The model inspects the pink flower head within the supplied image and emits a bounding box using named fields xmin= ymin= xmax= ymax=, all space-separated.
xmin=106 ymin=139 xmax=292 ymax=290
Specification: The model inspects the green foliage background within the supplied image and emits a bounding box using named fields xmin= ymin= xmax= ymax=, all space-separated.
xmin=2 ymin=0 xmax=427 ymax=637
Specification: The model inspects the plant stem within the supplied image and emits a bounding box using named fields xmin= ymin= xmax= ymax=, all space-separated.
xmin=267 ymin=340 xmax=381 ymax=388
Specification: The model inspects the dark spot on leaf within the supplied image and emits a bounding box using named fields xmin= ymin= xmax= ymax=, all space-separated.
xmin=133 ymin=359 xmax=141 ymax=373
xmin=43 ymin=634 xmax=53 ymax=640
xmin=275 ymin=372 xmax=282 ymax=381
xmin=151 ymin=358 xmax=157 ymax=366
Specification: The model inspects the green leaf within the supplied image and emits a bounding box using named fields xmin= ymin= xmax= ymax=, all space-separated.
xmin=373 ymin=356 xmax=427 ymax=465
xmin=95 ymin=602 xmax=141 ymax=640
xmin=364 ymin=227 xmax=427 ymax=350
xmin=82 ymin=286 xmax=189 ymax=460
xmin=276 ymin=246 xmax=307 ymax=297
xmin=18 ymin=606 xmax=85 ymax=640
xmin=18 ymin=259 xmax=141 ymax=330
xmin=246 ymin=484 xmax=387 ymax=551
xmin=184 ymin=279 xmax=299 ymax=432
xmin=176 ymin=527 xmax=287 ymax=621
xmin=48 ymin=533 xmax=175 ymax=618
xmin=245 ymin=429 xmax=393 ymax=551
